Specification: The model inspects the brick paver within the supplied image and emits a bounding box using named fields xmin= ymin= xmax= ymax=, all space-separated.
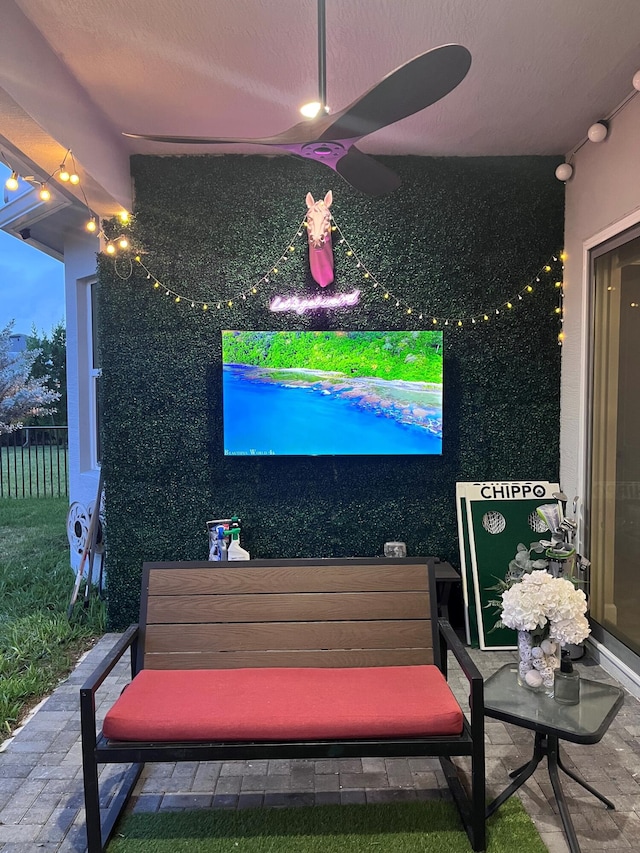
xmin=1 ymin=633 xmax=639 ymax=852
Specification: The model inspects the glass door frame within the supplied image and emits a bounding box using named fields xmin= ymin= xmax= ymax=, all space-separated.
xmin=584 ymin=219 xmax=640 ymax=670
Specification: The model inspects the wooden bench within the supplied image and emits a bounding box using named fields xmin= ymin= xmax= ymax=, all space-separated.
xmin=80 ymin=558 xmax=486 ymax=851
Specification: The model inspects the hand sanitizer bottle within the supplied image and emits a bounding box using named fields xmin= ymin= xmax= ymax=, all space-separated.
xmin=554 ymin=652 xmax=580 ymax=704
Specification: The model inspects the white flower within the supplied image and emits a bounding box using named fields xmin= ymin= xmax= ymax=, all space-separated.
xmin=499 ymin=570 xmax=590 ymax=645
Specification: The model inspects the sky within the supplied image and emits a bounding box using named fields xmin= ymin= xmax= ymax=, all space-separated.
xmin=0 ymin=163 xmax=65 ymax=338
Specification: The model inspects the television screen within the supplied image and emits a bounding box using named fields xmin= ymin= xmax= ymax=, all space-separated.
xmin=222 ymin=330 xmax=443 ymax=456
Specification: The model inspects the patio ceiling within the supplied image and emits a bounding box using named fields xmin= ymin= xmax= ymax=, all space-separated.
xmin=1 ymin=0 xmax=640 ymax=217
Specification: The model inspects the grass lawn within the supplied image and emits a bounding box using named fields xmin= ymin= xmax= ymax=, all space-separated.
xmin=110 ymin=799 xmax=547 ymax=853
xmin=0 ymin=496 xmax=105 ymax=739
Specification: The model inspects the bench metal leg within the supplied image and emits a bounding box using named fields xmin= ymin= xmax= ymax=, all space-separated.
xmin=82 ymin=758 xmax=143 ymax=853
xmin=82 ymin=745 xmax=103 ymax=853
xmin=80 ymin=686 xmax=143 ymax=852
xmin=440 ymin=755 xmax=486 ymax=852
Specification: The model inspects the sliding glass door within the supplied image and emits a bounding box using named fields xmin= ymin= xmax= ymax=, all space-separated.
xmin=590 ymin=230 xmax=640 ymax=655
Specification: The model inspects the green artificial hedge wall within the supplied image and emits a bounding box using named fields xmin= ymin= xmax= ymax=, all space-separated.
xmin=100 ymin=154 xmax=564 ymax=628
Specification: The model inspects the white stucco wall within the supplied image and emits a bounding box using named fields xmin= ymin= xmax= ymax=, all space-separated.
xmin=64 ymin=230 xmax=101 ymax=547
xmin=561 ymin=95 xmax=640 ymax=542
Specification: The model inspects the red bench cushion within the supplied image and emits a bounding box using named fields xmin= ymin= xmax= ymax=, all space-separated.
xmin=102 ymin=665 xmax=464 ymax=742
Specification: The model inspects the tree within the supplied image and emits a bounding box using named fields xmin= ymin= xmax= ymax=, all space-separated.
xmin=27 ymin=322 xmax=67 ymax=425
xmin=0 ymin=322 xmax=59 ymax=434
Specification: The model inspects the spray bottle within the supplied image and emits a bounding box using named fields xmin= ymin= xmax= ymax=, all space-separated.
xmin=224 ymin=517 xmax=250 ymax=560
xmin=215 ymin=525 xmax=228 ymax=561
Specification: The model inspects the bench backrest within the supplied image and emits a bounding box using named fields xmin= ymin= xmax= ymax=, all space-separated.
xmin=137 ymin=558 xmax=439 ymax=671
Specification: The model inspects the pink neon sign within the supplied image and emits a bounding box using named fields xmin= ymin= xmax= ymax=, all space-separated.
xmin=270 ymin=289 xmax=360 ymax=315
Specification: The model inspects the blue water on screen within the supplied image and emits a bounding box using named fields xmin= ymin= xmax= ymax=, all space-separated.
xmin=223 ymin=367 xmax=441 ymax=456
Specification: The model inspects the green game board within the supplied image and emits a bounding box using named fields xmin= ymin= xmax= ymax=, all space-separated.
xmin=456 ymin=481 xmax=559 ymax=649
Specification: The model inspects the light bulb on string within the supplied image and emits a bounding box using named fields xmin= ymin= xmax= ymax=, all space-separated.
xmin=587 ymin=121 xmax=608 ymax=143
xmin=86 ymin=217 xmax=97 ymax=233
xmin=119 ymin=238 xmax=128 ymax=249
xmin=39 ymin=184 xmax=51 ymax=201
xmin=5 ymin=171 xmax=19 ymax=191
xmin=69 ymin=173 xmax=80 ymax=185
xmin=555 ymin=163 xmax=573 ymax=182
xmin=106 ymin=243 xmax=115 ymax=254
xmin=58 ymin=165 xmax=70 ymax=182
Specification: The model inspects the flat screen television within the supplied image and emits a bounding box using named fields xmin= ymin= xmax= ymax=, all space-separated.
xmin=222 ymin=330 xmax=443 ymax=456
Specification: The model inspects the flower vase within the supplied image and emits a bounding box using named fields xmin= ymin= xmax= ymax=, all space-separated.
xmin=517 ymin=631 xmax=559 ymax=695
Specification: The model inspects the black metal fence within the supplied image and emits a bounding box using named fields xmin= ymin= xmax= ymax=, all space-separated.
xmin=0 ymin=427 xmax=69 ymax=498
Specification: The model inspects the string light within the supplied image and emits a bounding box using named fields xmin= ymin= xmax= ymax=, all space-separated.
xmin=4 ymin=171 xmax=19 ymax=191
xmin=108 ymin=206 xmax=563 ymax=328
xmin=0 ymin=148 xmax=135 ymax=250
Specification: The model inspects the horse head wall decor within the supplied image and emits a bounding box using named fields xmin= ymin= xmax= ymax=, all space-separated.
xmin=305 ymin=191 xmax=334 ymax=288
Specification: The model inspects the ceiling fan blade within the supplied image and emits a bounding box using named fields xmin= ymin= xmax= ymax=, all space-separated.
xmin=318 ymin=43 xmax=471 ymax=142
xmin=122 ymin=131 xmax=286 ymax=145
xmin=334 ymin=146 xmax=401 ymax=196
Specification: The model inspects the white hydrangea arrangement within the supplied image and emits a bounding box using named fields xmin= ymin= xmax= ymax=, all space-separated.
xmin=500 ymin=569 xmax=590 ymax=646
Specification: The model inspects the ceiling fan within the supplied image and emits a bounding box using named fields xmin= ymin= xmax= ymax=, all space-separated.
xmin=123 ymin=1 xmax=471 ymax=197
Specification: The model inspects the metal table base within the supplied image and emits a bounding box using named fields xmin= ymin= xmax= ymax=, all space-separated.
xmin=486 ymin=731 xmax=614 ymax=853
